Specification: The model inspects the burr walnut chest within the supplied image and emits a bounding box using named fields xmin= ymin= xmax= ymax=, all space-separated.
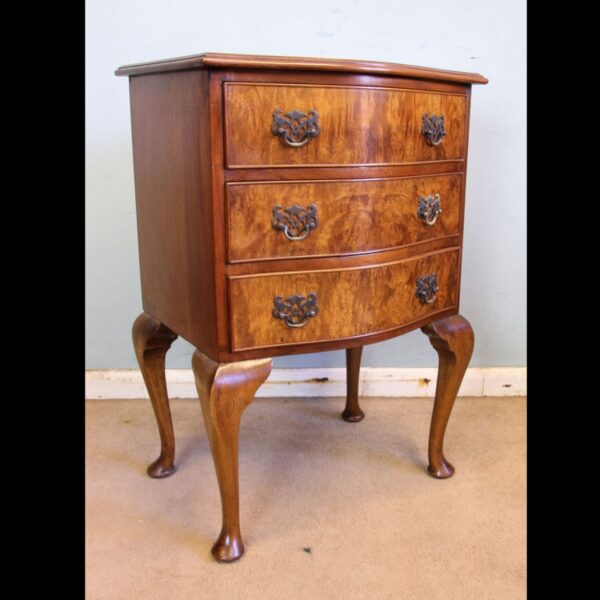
xmin=116 ymin=52 xmax=487 ymax=562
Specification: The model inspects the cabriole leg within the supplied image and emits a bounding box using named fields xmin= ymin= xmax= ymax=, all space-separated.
xmin=192 ymin=351 xmax=272 ymax=562
xmin=421 ymin=315 xmax=474 ymax=479
xmin=132 ymin=312 xmax=178 ymax=478
xmin=342 ymin=346 xmax=365 ymax=422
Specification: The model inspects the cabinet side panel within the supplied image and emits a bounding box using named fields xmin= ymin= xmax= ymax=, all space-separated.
xmin=129 ymin=70 xmax=218 ymax=357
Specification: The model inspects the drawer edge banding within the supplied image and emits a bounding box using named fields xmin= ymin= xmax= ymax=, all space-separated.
xmin=226 ymin=159 xmax=466 ymax=170
xmin=223 ymin=80 xmax=469 ymax=97
xmin=226 ymin=237 xmax=461 ymax=276
xmin=228 ymin=246 xmax=460 ymax=279
xmin=226 ymin=235 xmax=460 ymax=265
xmin=226 ymin=172 xmax=465 ymax=186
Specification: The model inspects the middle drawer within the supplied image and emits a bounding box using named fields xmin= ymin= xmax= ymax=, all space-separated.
xmin=226 ymin=174 xmax=462 ymax=262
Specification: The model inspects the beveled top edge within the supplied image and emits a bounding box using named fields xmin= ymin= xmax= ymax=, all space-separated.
xmin=114 ymin=52 xmax=488 ymax=84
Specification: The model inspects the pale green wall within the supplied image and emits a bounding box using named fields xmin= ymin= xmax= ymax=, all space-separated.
xmin=85 ymin=0 xmax=525 ymax=369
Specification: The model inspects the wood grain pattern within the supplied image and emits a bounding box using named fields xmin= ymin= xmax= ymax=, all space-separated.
xmin=224 ymin=83 xmax=467 ymax=168
xmin=192 ymin=351 xmax=272 ymax=562
xmin=115 ymin=52 xmax=488 ymax=84
xmin=421 ymin=315 xmax=474 ymax=478
xmin=227 ymin=174 xmax=462 ymax=262
xmin=228 ymin=247 xmax=459 ymax=351
xmin=129 ymin=70 xmax=220 ymax=358
xmin=132 ymin=312 xmax=178 ymax=478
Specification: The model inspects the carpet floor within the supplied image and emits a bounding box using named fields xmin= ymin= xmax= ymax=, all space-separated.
xmin=86 ymin=397 xmax=526 ymax=599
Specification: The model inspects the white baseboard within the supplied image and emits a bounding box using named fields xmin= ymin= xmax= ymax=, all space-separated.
xmin=85 ymin=367 xmax=526 ymax=399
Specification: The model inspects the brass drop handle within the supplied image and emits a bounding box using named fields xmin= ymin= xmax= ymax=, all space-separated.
xmin=272 ymin=204 xmax=319 ymax=240
xmin=272 ymin=292 xmax=319 ymax=328
xmin=272 ymin=108 xmax=320 ymax=147
xmin=416 ymin=273 xmax=439 ymax=304
xmin=417 ymin=193 xmax=442 ymax=226
xmin=422 ymin=113 xmax=446 ymax=146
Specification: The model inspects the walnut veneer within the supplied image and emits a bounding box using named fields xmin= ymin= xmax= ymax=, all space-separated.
xmin=117 ymin=52 xmax=487 ymax=562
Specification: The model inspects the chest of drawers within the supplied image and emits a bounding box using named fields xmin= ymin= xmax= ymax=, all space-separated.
xmin=116 ymin=53 xmax=487 ymax=562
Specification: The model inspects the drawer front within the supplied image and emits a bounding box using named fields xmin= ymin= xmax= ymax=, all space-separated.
xmin=224 ymin=83 xmax=467 ymax=168
xmin=229 ymin=248 xmax=459 ymax=351
xmin=227 ymin=174 xmax=461 ymax=262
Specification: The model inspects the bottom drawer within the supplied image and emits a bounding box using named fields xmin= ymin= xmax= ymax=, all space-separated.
xmin=228 ymin=248 xmax=459 ymax=351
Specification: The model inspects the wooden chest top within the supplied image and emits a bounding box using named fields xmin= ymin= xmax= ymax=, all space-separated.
xmin=115 ymin=52 xmax=488 ymax=83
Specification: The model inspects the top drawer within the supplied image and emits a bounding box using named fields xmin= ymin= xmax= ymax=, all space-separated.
xmin=223 ymin=82 xmax=468 ymax=168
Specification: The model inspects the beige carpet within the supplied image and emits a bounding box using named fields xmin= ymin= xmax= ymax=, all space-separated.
xmin=86 ymin=397 xmax=526 ymax=599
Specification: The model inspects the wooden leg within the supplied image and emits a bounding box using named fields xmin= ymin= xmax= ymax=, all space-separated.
xmin=342 ymin=346 xmax=364 ymax=422
xmin=421 ymin=314 xmax=474 ymax=479
xmin=192 ymin=350 xmax=272 ymax=563
xmin=132 ymin=312 xmax=178 ymax=478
